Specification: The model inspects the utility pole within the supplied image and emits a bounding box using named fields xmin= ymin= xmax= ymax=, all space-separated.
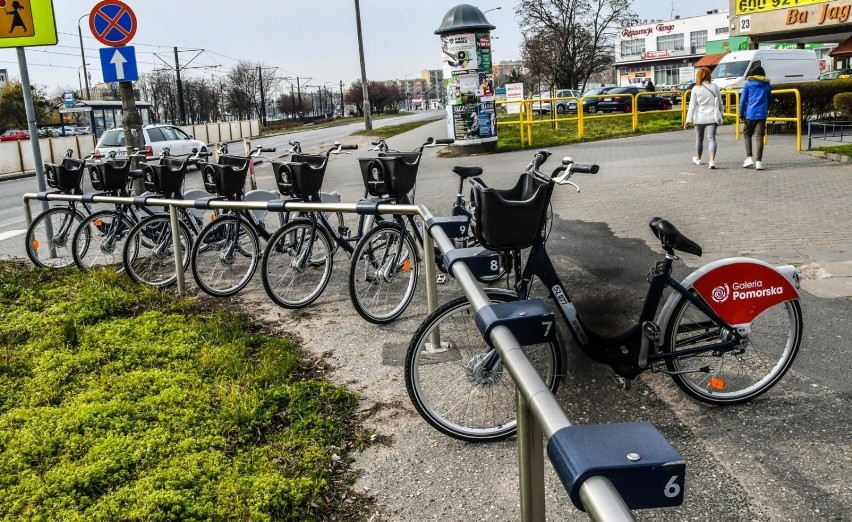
xmin=340 ymin=80 xmax=344 ymax=116
xmin=174 ymin=47 xmax=186 ymax=125
xmin=290 ymin=83 xmax=296 ymax=119
xmin=257 ymin=66 xmax=267 ymax=125
xmin=354 ymin=0 xmax=372 ymax=130
xmin=296 ymin=77 xmax=303 ymax=122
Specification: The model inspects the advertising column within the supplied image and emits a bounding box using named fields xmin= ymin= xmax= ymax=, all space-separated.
xmin=435 ymin=5 xmax=497 ymax=154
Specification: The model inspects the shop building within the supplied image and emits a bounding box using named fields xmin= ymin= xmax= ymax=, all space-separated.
xmin=615 ymin=10 xmax=731 ymax=87
xmin=729 ymin=0 xmax=852 ymax=72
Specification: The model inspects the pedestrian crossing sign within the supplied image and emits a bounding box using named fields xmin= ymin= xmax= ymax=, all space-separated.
xmin=0 ymin=0 xmax=57 ymax=48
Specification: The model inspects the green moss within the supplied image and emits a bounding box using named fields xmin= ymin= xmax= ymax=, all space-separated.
xmin=0 ymin=260 xmax=368 ymax=521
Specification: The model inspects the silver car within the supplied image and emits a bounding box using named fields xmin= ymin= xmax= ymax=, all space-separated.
xmin=95 ymin=124 xmax=208 ymax=168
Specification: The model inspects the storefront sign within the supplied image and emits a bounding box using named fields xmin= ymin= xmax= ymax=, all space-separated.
xmin=736 ymin=0 xmax=831 ymax=16
xmin=644 ymin=50 xmax=670 ymax=58
xmin=734 ymin=0 xmax=851 ymax=35
xmin=621 ymin=22 xmax=676 ymax=39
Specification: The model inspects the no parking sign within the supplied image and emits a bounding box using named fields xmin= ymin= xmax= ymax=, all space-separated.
xmin=89 ymin=0 xmax=136 ymax=47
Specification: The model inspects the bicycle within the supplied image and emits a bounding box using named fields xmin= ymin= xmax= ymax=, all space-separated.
xmin=405 ymin=151 xmax=802 ymax=442
xmin=25 ymin=149 xmax=94 ymax=268
xmin=260 ymin=142 xmax=389 ymax=309
xmin=70 ymin=150 xmax=161 ymax=271
xmin=120 ymin=149 xmax=214 ymax=288
xmin=347 ymin=137 xmax=455 ymax=324
xmin=189 ymin=145 xmax=285 ymax=297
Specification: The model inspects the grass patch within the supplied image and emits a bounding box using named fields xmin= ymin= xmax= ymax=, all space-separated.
xmin=811 ymin=144 xmax=852 ymax=156
xmin=0 ymin=261 xmax=371 ymax=521
xmin=495 ymin=111 xmax=687 ymax=151
xmin=260 ymin=113 xmax=410 ymax=136
xmin=350 ymin=118 xmax=440 ymax=139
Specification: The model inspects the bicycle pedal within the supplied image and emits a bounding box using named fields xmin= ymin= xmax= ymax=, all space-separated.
xmin=609 ymin=373 xmax=633 ymax=391
xmin=436 ymin=274 xmax=448 ymax=284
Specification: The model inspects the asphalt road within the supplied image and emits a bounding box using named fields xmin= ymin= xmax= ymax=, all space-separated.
xmin=1 ymin=114 xmax=850 ymax=520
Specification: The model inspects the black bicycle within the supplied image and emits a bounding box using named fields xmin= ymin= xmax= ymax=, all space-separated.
xmin=25 ymin=149 xmax=93 ymax=268
xmin=405 ymin=151 xmax=803 ymax=442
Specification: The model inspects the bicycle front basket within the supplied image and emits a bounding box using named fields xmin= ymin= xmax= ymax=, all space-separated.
xmin=45 ymin=158 xmax=85 ymax=192
xmin=144 ymin=158 xmax=186 ymax=195
xmin=203 ymin=156 xmax=249 ymax=196
xmin=470 ymin=174 xmax=552 ymax=251
xmin=273 ymin=154 xmax=327 ymax=197
xmin=358 ymin=154 xmax=421 ymax=197
xmin=89 ymin=159 xmax=131 ymax=191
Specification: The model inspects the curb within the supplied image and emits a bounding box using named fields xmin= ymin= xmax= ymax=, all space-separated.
xmin=803 ymin=150 xmax=852 ymax=163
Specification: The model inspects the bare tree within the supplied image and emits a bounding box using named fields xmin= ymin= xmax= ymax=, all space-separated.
xmin=516 ymin=0 xmax=633 ymax=91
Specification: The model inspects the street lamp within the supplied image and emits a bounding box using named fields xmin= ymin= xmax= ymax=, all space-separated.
xmin=483 ymin=6 xmax=501 ymax=14
xmin=77 ymin=14 xmax=91 ymax=100
xmin=77 ymin=64 xmax=90 ymax=94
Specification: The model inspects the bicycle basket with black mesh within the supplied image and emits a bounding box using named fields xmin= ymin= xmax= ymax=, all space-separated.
xmin=89 ymin=159 xmax=131 ymax=191
xmin=272 ymin=154 xmax=327 ymax=197
xmin=45 ymin=158 xmax=85 ymax=192
xmin=358 ymin=153 xmax=421 ymax=197
xmin=203 ymin=156 xmax=249 ymax=195
xmin=470 ymin=174 xmax=552 ymax=251
xmin=143 ymin=158 xmax=187 ymax=195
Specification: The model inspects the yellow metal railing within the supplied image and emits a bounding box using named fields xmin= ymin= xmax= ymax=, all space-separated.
xmin=496 ymin=88 xmax=802 ymax=151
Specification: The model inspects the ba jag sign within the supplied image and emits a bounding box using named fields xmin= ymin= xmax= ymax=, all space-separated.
xmin=0 ymin=0 xmax=57 ymax=48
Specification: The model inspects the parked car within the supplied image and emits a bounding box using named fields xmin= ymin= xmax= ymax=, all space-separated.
xmin=596 ymin=87 xmax=673 ymax=113
xmin=819 ymin=68 xmax=852 ymax=80
xmin=530 ymin=89 xmax=582 ymax=114
xmin=0 ymin=130 xmax=30 ymax=142
xmin=95 ymin=124 xmax=208 ymax=167
xmin=562 ymin=87 xmax=613 ymax=114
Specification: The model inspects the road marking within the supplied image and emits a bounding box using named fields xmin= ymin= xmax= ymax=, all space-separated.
xmin=0 ymin=230 xmax=26 ymax=241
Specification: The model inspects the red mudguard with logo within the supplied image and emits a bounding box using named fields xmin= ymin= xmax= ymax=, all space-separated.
xmin=691 ymin=262 xmax=799 ymax=326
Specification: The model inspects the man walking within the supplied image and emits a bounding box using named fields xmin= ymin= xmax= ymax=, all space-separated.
xmin=739 ymin=65 xmax=771 ymax=171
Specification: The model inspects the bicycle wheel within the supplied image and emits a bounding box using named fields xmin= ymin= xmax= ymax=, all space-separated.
xmin=348 ymin=222 xmax=419 ymax=324
xmin=25 ymin=207 xmax=85 ymax=268
xmin=406 ymin=290 xmax=563 ymax=442
xmin=72 ymin=210 xmax=135 ymax=271
xmin=123 ymin=215 xmax=192 ymax=288
xmin=261 ymin=218 xmax=334 ymax=308
xmin=191 ymin=213 xmax=260 ymax=297
xmin=663 ymin=294 xmax=802 ymax=405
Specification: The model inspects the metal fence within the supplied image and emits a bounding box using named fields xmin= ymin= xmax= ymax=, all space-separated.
xmin=22 ymin=191 xmax=690 ymax=522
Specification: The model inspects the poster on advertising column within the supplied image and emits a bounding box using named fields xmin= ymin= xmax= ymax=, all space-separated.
xmin=453 ymin=104 xmax=478 ymax=139
xmin=478 ymin=100 xmax=496 ymax=139
xmin=441 ymin=33 xmax=478 ymax=74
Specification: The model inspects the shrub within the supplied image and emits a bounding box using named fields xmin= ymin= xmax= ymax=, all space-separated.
xmin=769 ymin=79 xmax=852 ymax=121
xmin=833 ymin=92 xmax=852 ymax=120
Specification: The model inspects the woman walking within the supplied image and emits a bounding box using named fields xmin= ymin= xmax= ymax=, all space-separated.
xmin=683 ymin=67 xmax=724 ymax=169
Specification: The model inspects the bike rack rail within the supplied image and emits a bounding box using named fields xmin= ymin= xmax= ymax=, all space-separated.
xmin=22 ymin=191 xmax=687 ymax=522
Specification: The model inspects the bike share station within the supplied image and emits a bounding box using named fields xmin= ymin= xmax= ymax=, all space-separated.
xmin=19 ymin=3 xmax=693 ymax=521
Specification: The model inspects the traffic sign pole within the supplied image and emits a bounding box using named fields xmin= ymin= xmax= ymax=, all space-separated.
xmin=16 ymin=48 xmax=51 ymax=227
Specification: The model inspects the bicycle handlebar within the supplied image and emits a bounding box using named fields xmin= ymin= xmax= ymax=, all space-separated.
xmin=570 ymin=163 xmax=599 ymax=174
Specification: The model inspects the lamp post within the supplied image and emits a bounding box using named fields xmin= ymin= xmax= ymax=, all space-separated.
xmin=483 ymin=6 xmax=501 ymax=14
xmin=77 ymin=64 xmax=90 ymax=95
xmin=77 ymin=14 xmax=91 ymax=100
xmin=354 ymin=0 xmax=372 ymax=130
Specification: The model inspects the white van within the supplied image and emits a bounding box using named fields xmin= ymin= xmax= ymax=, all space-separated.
xmin=711 ymin=49 xmax=820 ymax=90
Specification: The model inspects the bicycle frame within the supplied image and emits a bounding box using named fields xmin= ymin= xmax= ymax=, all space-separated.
xmin=515 ymin=242 xmax=743 ymax=373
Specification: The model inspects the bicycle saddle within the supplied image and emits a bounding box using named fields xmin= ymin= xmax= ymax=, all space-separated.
xmin=452 ymin=166 xmax=483 ymax=179
xmin=648 ymin=217 xmax=702 ymax=256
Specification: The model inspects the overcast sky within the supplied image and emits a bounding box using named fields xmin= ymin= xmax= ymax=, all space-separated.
xmin=0 ymin=0 xmax=729 ymax=95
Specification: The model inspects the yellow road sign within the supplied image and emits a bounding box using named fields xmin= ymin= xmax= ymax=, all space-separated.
xmin=0 ymin=0 xmax=57 ymax=48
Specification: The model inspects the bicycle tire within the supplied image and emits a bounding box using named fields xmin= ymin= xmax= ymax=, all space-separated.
xmin=191 ymin=213 xmax=260 ymax=297
xmin=261 ymin=218 xmax=334 ymax=309
xmin=348 ymin=222 xmax=419 ymax=324
xmin=405 ymin=289 xmax=564 ymax=443
xmin=123 ymin=215 xmax=192 ymax=288
xmin=25 ymin=207 xmax=85 ymax=268
xmin=663 ymin=294 xmax=802 ymax=405
xmin=71 ymin=210 xmax=135 ymax=271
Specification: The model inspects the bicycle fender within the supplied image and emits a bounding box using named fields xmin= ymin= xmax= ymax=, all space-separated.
xmin=658 ymin=257 xmax=800 ymax=332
